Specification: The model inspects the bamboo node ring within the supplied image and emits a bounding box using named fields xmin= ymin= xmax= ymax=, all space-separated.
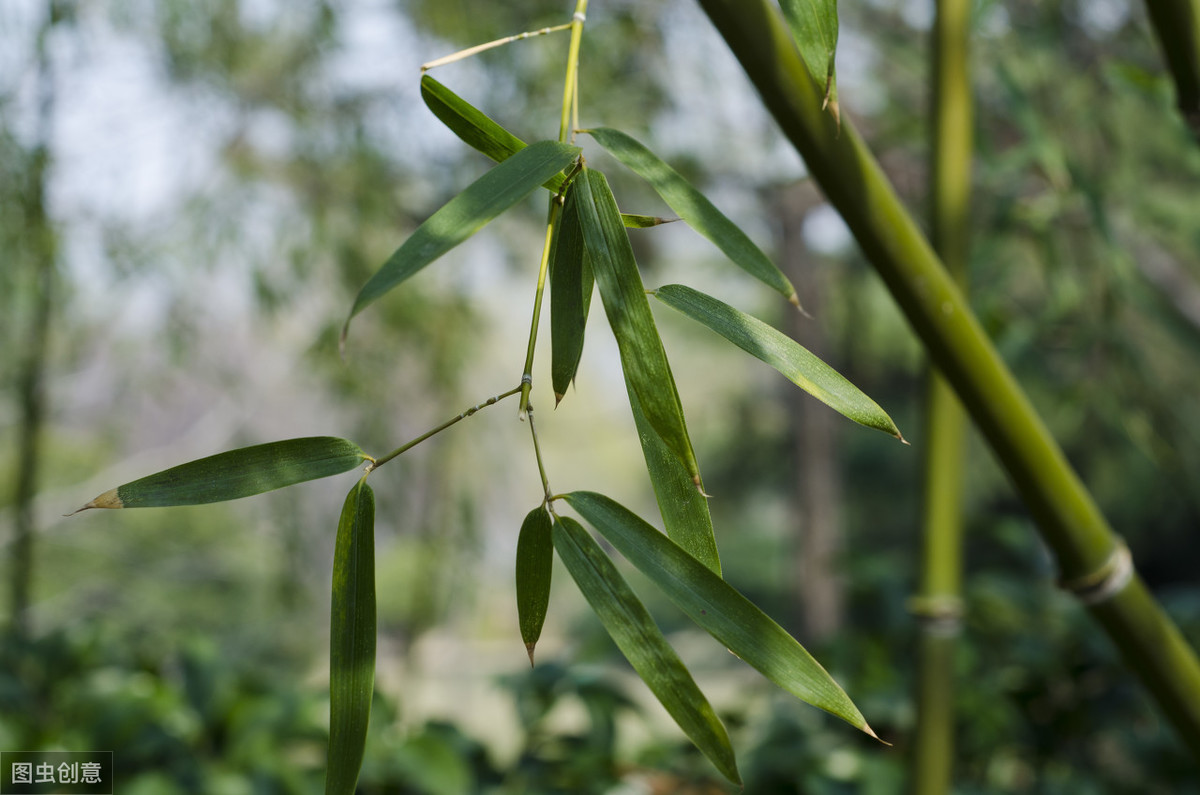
xmin=1059 ymin=539 xmax=1133 ymax=606
xmin=906 ymin=595 xmax=964 ymax=635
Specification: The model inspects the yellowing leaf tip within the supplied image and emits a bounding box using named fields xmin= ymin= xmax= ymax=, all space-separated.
xmin=788 ymin=291 xmax=812 ymax=318
xmin=71 ymin=488 xmax=123 ymax=514
xmin=862 ymin=721 xmax=890 ymax=745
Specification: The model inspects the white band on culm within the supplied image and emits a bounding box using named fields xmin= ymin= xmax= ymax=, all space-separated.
xmin=907 ymin=595 xmax=964 ymax=636
xmin=1060 ymin=541 xmax=1134 ymax=606
xmin=573 ymin=11 xmax=586 ymax=23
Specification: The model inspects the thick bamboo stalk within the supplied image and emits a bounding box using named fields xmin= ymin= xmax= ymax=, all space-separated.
xmin=696 ymin=0 xmax=1200 ymax=755
xmin=1143 ymin=0 xmax=1200 ymax=138
xmin=911 ymin=1 xmax=972 ymax=791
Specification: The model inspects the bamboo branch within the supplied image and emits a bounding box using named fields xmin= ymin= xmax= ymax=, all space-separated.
xmin=697 ymin=0 xmax=1200 ymax=755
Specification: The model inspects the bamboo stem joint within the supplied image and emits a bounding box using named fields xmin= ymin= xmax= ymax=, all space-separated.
xmin=1060 ymin=539 xmax=1134 ymax=606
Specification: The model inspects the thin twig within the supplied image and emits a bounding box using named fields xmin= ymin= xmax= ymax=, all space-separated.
xmin=368 ymin=385 xmax=522 ymax=471
xmin=526 ymin=403 xmax=556 ymax=509
xmin=420 ymin=23 xmax=572 ymax=72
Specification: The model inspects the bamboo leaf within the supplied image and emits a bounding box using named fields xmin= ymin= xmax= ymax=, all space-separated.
xmin=343 ymin=140 xmax=581 ymax=343
xmin=654 ymin=284 xmax=904 ymax=441
xmin=326 ymin=478 xmax=377 ymax=795
xmin=628 ymin=386 xmax=721 ymax=575
xmin=421 ymin=75 xmax=566 ymax=193
xmin=562 ymin=491 xmax=881 ymax=741
xmin=515 ymin=506 xmax=554 ymax=665
xmin=551 ymin=515 xmax=741 ymax=784
xmin=778 ymin=0 xmax=840 ymax=120
xmin=583 ymin=127 xmax=799 ymax=305
xmin=420 ymin=76 xmax=669 ymax=229
xmin=573 ymin=168 xmax=703 ymax=489
xmin=75 ymin=437 xmax=369 ymax=511
xmin=549 ymin=184 xmax=593 ymax=403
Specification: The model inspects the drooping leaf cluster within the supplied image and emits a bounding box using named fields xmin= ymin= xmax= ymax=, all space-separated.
xmin=73 ymin=5 xmax=911 ymax=790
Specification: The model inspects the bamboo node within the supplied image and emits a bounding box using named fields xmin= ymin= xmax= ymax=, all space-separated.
xmin=907 ymin=595 xmax=964 ymax=635
xmin=1059 ymin=539 xmax=1133 ymax=606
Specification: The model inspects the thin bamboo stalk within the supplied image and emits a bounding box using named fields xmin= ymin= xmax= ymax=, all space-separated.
xmin=911 ymin=1 xmax=971 ymax=790
xmin=697 ymin=0 xmax=1200 ymax=755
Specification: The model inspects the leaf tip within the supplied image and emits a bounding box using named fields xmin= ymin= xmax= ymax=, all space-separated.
xmin=525 ymin=643 xmax=536 ymax=667
xmin=895 ymin=430 xmax=909 ymax=445
xmin=553 ymin=392 xmax=565 ymax=407
xmin=821 ymin=71 xmax=841 ymax=130
xmin=338 ymin=320 xmax=351 ymax=359
xmin=72 ymin=488 xmax=123 ymax=513
xmin=862 ymin=721 xmax=890 ymax=746
xmin=787 ymin=291 xmax=811 ymax=317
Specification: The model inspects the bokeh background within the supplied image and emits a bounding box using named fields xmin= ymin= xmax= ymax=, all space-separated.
xmin=4 ymin=0 xmax=1200 ymax=792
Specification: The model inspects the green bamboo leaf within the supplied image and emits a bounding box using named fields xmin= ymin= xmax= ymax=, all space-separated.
xmin=654 ymin=284 xmax=904 ymax=441
xmin=515 ymin=506 xmax=554 ymax=665
xmin=563 ymin=491 xmax=882 ymax=741
xmin=583 ymin=127 xmax=799 ymax=305
xmin=420 ymin=75 xmax=566 ymax=193
xmin=420 ymin=77 xmax=673 ymax=230
xmin=74 ymin=437 xmax=369 ymax=511
xmin=326 ymin=478 xmax=377 ymax=795
xmin=628 ymin=386 xmax=721 ymax=575
xmin=551 ymin=515 xmax=741 ymax=784
xmin=573 ymin=168 xmax=703 ymax=489
xmin=778 ymin=0 xmax=840 ymax=120
xmin=343 ymin=140 xmax=581 ymax=344
xmin=549 ymin=184 xmax=593 ymax=403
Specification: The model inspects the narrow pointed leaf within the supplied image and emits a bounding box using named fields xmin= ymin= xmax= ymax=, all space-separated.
xmin=563 ymin=491 xmax=880 ymax=741
xmin=326 ymin=478 xmax=377 ymax=795
xmin=550 ymin=184 xmax=593 ymax=403
xmin=654 ymin=284 xmax=903 ymax=441
xmin=628 ymin=386 xmax=721 ymax=575
xmin=343 ymin=140 xmax=581 ymax=341
xmin=516 ymin=506 xmax=554 ymax=664
xmin=75 ymin=437 xmax=369 ymax=511
xmin=421 ymin=77 xmax=679 ymax=229
xmin=574 ymin=168 xmax=703 ymax=488
xmin=778 ymin=0 xmax=840 ymax=119
xmin=551 ymin=515 xmax=741 ymax=784
xmin=421 ymin=75 xmax=566 ymax=193
xmin=583 ymin=127 xmax=798 ymax=304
